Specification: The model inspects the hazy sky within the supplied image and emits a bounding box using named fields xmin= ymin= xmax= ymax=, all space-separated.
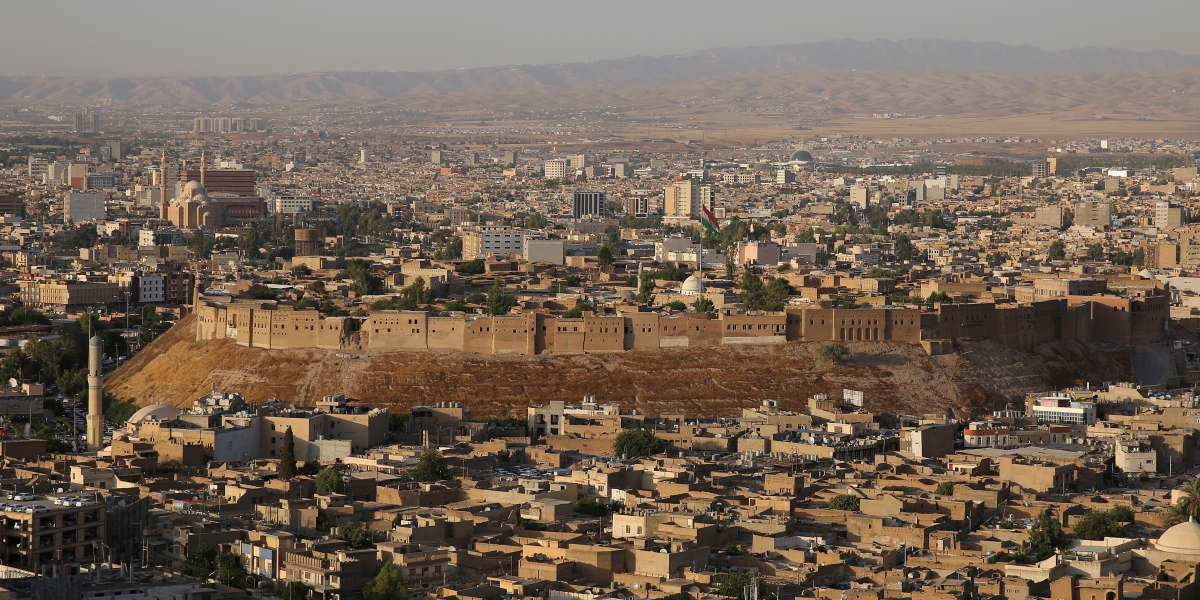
xmin=3 ymin=0 xmax=1199 ymax=77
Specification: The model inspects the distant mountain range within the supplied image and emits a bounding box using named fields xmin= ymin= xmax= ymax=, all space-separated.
xmin=3 ymin=38 xmax=1200 ymax=105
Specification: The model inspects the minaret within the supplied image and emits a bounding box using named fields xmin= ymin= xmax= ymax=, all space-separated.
xmin=86 ymin=336 xmax=104 ymax=453
xmin=200 ymin=151 xmax=206 ymax=187
xmin=159 ymin=150 xmax=168 ymax=220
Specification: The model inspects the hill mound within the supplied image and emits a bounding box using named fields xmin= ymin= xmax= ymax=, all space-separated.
xmin=105 ymin=314 xmax=1131 ymax=419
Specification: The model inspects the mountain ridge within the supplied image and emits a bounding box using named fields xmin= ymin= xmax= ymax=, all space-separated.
xmin=3 ymin=38 xmax=1200 ymax=105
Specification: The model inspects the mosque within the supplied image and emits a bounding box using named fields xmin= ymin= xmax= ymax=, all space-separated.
xmin=164 ymin=152 xmax=222 ymax=231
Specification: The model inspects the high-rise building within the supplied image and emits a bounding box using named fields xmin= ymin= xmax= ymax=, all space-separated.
xmin=1074 ymin=200 xmax=1112 ymax=229
xmin=572 ymin=190 xmax=606 ymax=218
xmin=179 ymin=169 xmax=256 ymax=196
xmin=501 ymin=150 xmax=518 ymax=167
xmin=663 ymin=180 xmax=712 ymax=219
xmin=544 ymin=159 xmax=568 ymax=180
xmin=1155 ymin=201 xmax=1184 ymax=230
xmin=566 ymin=154 xmax=586 ymax=169
xmin=1046 ymin=157 xmax=1057 ymax=175
xmin=192 ymin=117 xmax=263 ymax=133
xmin=625 ymin=192 xmax=651 ymax=217
xmin=359 ymin=148 xmax=370 ymax=164
xmin=430 ymin=150 xmax=442 ymax=164
xmin=65 ymin=192 xmax=106 ymax=223
xmin=464 ymin=151 xmax=479 ymax=166
xmin=933 ymin=164 xmax=948 ymax=178
xmin=1031 ymin=160 xmax=1049 ymax=178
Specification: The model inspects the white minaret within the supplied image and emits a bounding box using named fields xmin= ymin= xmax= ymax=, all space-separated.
xmin=86 ymin=336 xmax=104 ymax=452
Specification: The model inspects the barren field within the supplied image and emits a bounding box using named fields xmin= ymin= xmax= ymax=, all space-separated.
xmin=106 ymin=315 xmax=1132 ymax=420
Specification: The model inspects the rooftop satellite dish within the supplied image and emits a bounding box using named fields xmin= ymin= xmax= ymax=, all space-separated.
xmin=119 ymin=499 xmax=126 ymax=507
xmin=56 ymin=487 xmax=63 ymax=494
xmin=7 ymin=379 xmax=15 ymax=388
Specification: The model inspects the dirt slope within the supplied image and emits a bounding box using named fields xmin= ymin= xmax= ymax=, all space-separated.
xmin=106 ymin=315 xmax=1132 ymax=419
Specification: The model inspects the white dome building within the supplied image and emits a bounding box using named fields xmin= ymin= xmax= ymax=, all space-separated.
xmin=680 ymin=274 xmax=705 ymax=296
xmin=126 ymin=403 xmax=182 ymax=426
xmin=1154 ymin=520 xmax=1200 ymax=557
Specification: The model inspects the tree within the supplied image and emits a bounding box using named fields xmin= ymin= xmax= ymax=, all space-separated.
xmin=1047 ymin=240 xmax=1066 ymax=261
xmin=370 ymin=299 xmax=396 ymax=311
xmin=410 ymin=449 xmax=450 ymax=482
xmin=340 ymin=523 xmax=374 ymax=549
xmin=597 ymin=245 xmax=614 ymax=265
xmin=935 ymin=482 xmax=955 ymax=496
xmin=562 ymin=302 xmax=594 ymax=319
xmin=1109 ymin=504 xmax=1134 ymax=523
xmin=715 ymin=571 xmax=763 ymax=600
xmin=613 ymin=429 xmax=663 ymax=458
xmin=182 ymin=545 xmax=217 ymax=579
xmin=396 ymin=276 xmax=434 ymax=310
xmin=1167 ymin=480 xmax=1200 ymax=526
xmin=573 ymin=495 xmax=613 ymax=517
xmin=486 ymin=280 xmax=518 ymax=316
xmin=524 ymin=213 xmax=548 ymax=229
xmin=694 ymin=296 xmax=715 ymax=313
xmin=664 ymin=301 xmax=687 ymax=311
xmin=279 ymin=427 xmax=297 ymax=479
xmin=216 ymin=550 xmax=252 ymax=588
xmin=895 ymin=234 xmax=914 ymax=261
xmin=363 ymin=561 xmax=409 ymax=600
xmin=827 ymin=494 xmax=860 ymax=511
xmin=455 ymin=259 xmax=485 ymax=275
xmin=637 ymin=271 xmax=655 ymax=304
xmin=1029 ymin=509 xmax=1065 ymax=561
xmin=283 ymin=582 xmax=310 ymax=600
xmin=1087 ymin=242 xmax=1105 ymax=261
xmin=315 ymin=467 xmax=344 ymax=494
xmin=816 ymin=342 xmax=849 ymax=366
xmin=1072 ymin=509 xmax=1127 ymax=541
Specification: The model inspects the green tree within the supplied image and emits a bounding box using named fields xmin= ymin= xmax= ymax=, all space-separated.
xmin=397 ymin=276 xmax=434 ymax=311
xmin=279 ymin=427 xmax=297 ymax=479
xmin=895 ymin=234 xmax=914 ymax=261
xmin=637 ymin=271 xmax=655 ymax=304
xmin=1087 ymin=242 xmax=1105 ymax=261
xmin=1167 ymin=480 xmax=1200 ymax=526
xmin=1029 ymin=509 xmax=1065 ymax=561
xmin=664 ymin=300 xmax=687 ymax=311
xmin=486 ymin=280 xmax=518 ymax=316
xmin=573 ymin=495 xmax=612 ymax=517
xmin=315 ymin=467 xmax=344 ymax=494
xmin=1047 ymin=240 xmax=1066 ymax=261
xmin=597 ymin=245 xmax=614 ymax=265
xmin=1072 ymin=509 xmax=1127 ymax=541
xmin=613 ymin=429 xmax=663 ymax=458
xmin=410 ymin=449 xmax=450 ymax=482
xmin=827 ymin=494 xmax=860 ymax=511
xmin=181 ymin=545 xmax=217 ymax=579
xmin=715 ymin=571 xmax=763 ymax=600
xmin=370 ymin=299 xmax=396 ymax=311
xmin=455 ymin=259 xmax=485 ymax=275
xmin=104 ymin=400 xmax=140 ymax=425
xmin=283 ymin=582 xmax=310 ymax=600
xmin=216 ymin=550 xmax=252 ymax=588
xmin=363 ymin=561 xmax=409 ymax=600
xmin=935 ymin=482 xmax=955 ymax=496
xmin=340 ymin=523 xmax=374 ymax=549
xmin=562 ymin=302 xmax=595 ymax=318
xmin=1109 ymin=505 xmax=1134 ymax=523
xmin=694 ymin=296 xmax=715 ymax=313
xmin=524 ymin=213 xmax=548 ymax=229
xmin=816 ymin=342 xmax=850 ymax=366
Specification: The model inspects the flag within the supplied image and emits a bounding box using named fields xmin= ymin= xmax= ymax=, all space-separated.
xmin=700 ymin=205 xmax=720 ymax=235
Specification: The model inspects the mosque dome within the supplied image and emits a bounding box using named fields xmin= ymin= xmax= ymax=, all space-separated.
xmin=1155 ymin=520 xmax=1200 ymax=555
xmin=680 ymin=274 xmax=705 ymax=296
xmin=791 ymin=150 xmax=814 ymax=162
xmin=1138 ymin=268 xmax=1154 ymax=279
xmin=127 ymin=403 xmax=182 ymax=425
xmin=182 ymin=180 xmax=205 ymax=197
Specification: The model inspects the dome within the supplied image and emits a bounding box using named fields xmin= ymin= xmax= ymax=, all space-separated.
xmin=1139 ymin=268 xmax=1154 ymax=279
xmin=126 ymin=403 xmax=182 ymax=425
xmin=182 ymin=180 xmax=205 ymax=197
xmin=680 ymin=274 xmax=705 ymax=296
xmin=791 ymin=150 xmax=814 ymax=162
xmin=1155 ymin=520 xmax=1200 ymax=555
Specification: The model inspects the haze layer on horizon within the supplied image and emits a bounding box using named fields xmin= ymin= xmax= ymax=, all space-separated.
xmin=4 ymin=0 xmax=1200 ymax=78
